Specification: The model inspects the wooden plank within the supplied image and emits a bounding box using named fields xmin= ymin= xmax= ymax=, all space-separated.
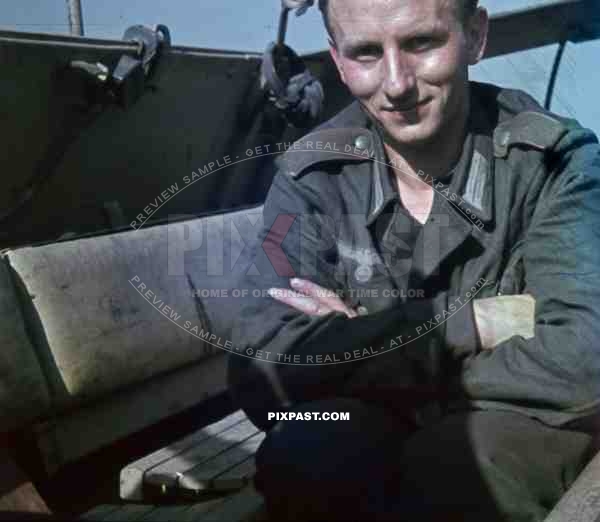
xmin=146 ymin=420 xmax=259 ymax=489
xmin=125 ymin=410 xmax=246 ymax=472
xmin=81 ymin=501 xmax=229 ymax=522
xmin=120 ymin=410 xmax=247 ymax=500
xmin=178 ymin=433 xmax=265 ymax=492
xmin=211 ymin=457 xmax=257 ymax=492
xmin=140 ymin=497 xmax=226 ymax=522
xmin=193 ymin=486 xmax=264 ymax=522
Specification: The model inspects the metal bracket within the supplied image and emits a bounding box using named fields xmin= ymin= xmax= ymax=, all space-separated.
xmin=112 ymin=24 xmax=171 ymax=108
xmin=67 ymin=24 xmax=171 ymax=109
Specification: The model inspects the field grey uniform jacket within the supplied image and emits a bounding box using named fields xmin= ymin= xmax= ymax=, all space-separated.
xmin=227 ymin=81 xmax=600 ymax=431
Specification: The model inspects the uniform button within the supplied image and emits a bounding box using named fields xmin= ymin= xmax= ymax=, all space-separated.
xmin=499 ymin=132 xmax=510 ymax=147
xmin=354 ymin=265 xmax=373 ymax=283
xmin=354 ymin=135 xmax=371 ymax=150
xmin=356 ymin=305 xmax=369 ymax=316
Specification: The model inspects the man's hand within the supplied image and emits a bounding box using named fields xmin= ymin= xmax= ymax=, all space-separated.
xmin=268 ymin=278 xmax=357 ymax=318
xmin=473 ymin=294 xmax=536 ymax=350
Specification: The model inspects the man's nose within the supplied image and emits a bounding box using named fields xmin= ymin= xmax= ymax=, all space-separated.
xmin=382 ymin=49 xmax=417 ymax=101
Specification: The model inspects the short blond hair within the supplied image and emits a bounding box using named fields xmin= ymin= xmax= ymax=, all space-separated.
xmin=318 ymin=0 xmax=479 ymax=41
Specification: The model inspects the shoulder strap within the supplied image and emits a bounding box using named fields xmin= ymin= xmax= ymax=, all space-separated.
xmin=493 ymin=111 xmax=568 ymax=159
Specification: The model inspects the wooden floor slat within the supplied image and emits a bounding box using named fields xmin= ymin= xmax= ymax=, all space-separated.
xmin=179 ymin=432 xmax=265 ymax=492
xmin=146 ymin=420 xmax=259 ymax=488
xmin=116 ymin=410 xmax=265 ymax=521
xmin=211 ymin=457 xmax=257 ymax=492
xmin=121 ymin=411 xmax=247 ymax=500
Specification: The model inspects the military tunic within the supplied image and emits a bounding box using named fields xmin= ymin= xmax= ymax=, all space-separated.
xmin=228 ymin=81 xmax=600 ymax=432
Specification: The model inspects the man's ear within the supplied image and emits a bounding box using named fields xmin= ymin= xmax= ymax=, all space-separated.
xmin=328 ymin=40 xmax=347 ymax=84
xmin=466 ymin=7 xmax=489 ymax=65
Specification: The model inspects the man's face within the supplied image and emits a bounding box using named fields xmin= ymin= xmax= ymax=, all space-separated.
xmin=328 ymin=0 xmax=487 ymax=148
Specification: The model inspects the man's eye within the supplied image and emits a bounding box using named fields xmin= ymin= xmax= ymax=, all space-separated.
xmin=351 ymin=46 xmax=381 ymax=62
xmin=406 ymin=37 xmax=437 ymax=52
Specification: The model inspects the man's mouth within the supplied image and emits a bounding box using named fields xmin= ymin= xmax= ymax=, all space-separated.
xmin=384 ymin=98 xmax=431 ymax=113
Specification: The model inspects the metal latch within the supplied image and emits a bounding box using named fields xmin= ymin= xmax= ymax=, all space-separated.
xmin=68 ymin=24 xmax=171 ymax=109
xmin=112 ymin=24 xmax=170 ymax=108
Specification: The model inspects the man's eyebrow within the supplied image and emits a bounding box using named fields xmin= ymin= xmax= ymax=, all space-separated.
xmin=340 ymin=23 xmax=448 ymax=52
xmin=341 ymin=38 xmax=379 ymax=52
xmin=399 ymin=22 xmax=448 ymax=40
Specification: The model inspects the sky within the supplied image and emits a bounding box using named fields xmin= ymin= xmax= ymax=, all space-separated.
xmin=1 ymin=0 xmax=599 ymax=134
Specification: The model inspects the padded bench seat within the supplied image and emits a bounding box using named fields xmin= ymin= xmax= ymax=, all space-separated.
xmin=0 ymin=205 xmax=263 ymax=474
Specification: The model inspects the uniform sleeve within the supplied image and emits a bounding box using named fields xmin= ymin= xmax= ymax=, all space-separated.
xmin=459 ymin=132 xmax=600 ymax=425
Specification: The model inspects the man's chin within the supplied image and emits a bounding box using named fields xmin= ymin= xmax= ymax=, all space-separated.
xmin=361 ymin=103 xmax=441 ymax=149
xmin=382 ymin=124 xmax=440 ymax=149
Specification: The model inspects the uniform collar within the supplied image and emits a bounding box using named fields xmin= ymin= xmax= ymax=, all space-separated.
xmin=366 ymin=83 xmax=496 ymax=228
xmin=365 ymin=129 xmax=398 ymax=226
xmin=280 ymin=84 xmax=496 ymax=228
xmin=279 ymin=102 xmax=377 ymax=179
xmin=446 ymin=86 xmax=496 ymax=226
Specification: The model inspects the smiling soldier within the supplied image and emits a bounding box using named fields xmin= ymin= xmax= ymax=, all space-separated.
xmin=227 ymin=0 xmax=600 ymax=520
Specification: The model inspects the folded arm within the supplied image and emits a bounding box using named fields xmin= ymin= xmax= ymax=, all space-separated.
xmin=272 ymin=278 xmax=536 ymax=351
xmin=459 ymin=141 xmax=600 ymax=425
xmin=227 ymin=169 xmax=483 ymax=428
xmin=228 ymin=136 xmax=600 ymax=429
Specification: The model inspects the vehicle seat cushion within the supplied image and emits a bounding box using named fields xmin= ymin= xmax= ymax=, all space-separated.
xmin=4 ymin=205 xmax=263 ymax=410
xmin=0 ymin=257 xmax=51 ymax=432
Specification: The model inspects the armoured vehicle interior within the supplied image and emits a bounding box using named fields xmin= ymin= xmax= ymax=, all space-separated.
xmin=1 ymin=0 xmax=599 ymax=520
